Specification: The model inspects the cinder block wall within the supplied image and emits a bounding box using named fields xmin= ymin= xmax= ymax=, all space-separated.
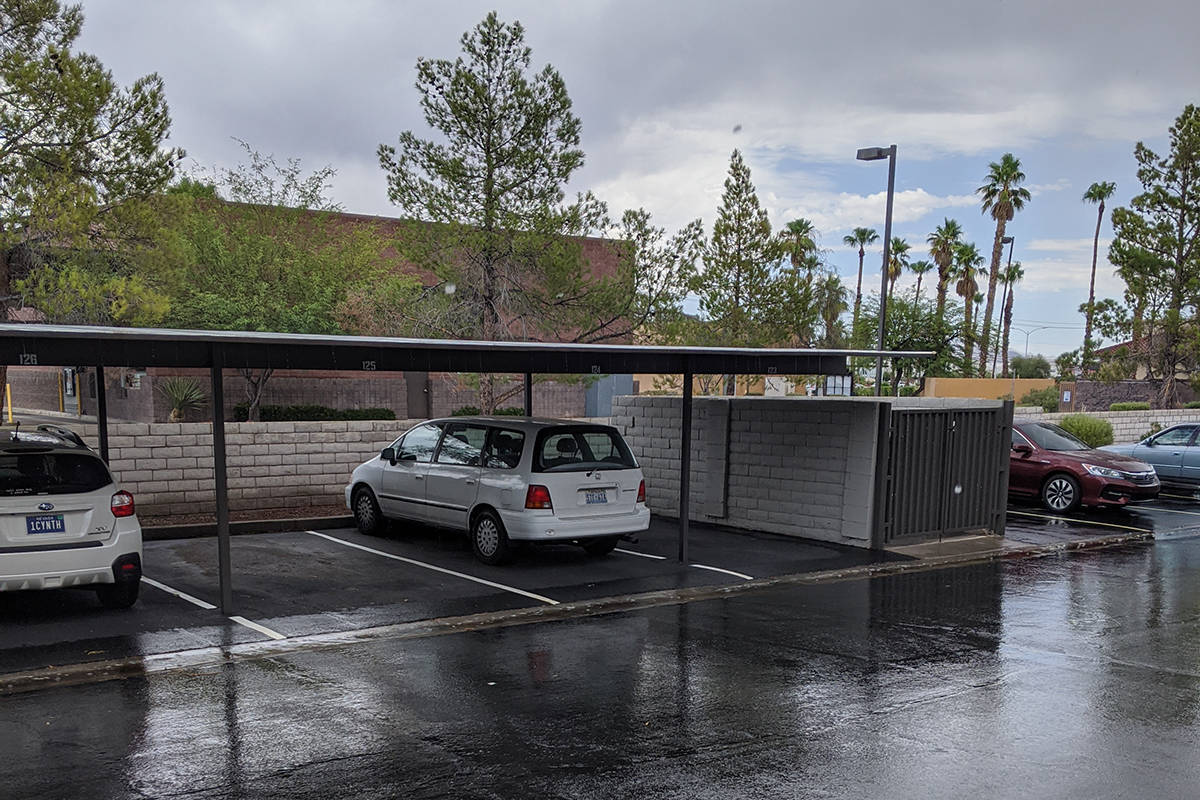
xmin=71 ymin=420 xmax=423 ymax=517
xmin=611 ymin=396 xmax=882 ymax=547
xmin=1014 ymin=408 xmax=1200 ymax=443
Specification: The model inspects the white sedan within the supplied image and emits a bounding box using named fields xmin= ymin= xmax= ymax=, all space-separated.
xmin=346 ymin=417 xmax=650 ymax=564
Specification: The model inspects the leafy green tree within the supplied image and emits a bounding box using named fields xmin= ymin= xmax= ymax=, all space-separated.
xmin=1081 ymin=181 xmax=1116 ymax=369
xmin=1010 ymin=354 xmax=1051 ymax=379
xmin=976 ymin=154 xmax=1031 ymax=374
xmin=853 ymin=293 xmax=960 ymax=395
xmin=927 ymin=218 xmax=964 ymax=328
xmin=697 ymin=149 xmax=780 ymax=393
xmin=1106 ymin=105 xmax=1200 ymax=406
xmin=953 ymin=242 xmax=985 ymax=373
xmin=842 ymin=227 xmax=878 ymax=335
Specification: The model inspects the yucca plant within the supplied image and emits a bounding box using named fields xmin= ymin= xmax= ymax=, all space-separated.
xmin=157 ymin=376 xmax=207 ymax=422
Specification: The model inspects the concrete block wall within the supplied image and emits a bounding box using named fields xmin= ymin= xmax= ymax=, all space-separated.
xmin=612 ymin=396 xmax=882 ymax=547
xmin=71 ymin=419 xmax=424 ymax=517
xmin=1013 ymin=407 xmax=1200 ymax=443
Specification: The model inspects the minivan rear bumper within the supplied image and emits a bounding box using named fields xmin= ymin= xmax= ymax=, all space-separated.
xmin=500 ymin=505 xmax=651 ymax=541
xmin=0 ymin=524 xmax=142 ymax=592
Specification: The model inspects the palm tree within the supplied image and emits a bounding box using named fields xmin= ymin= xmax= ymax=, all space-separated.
xmin=886 ymin=237 xmax=910 ymax=299
xmin=782 ymin=218 xmax=818 ymax=272
xmin=1000 ymin=260 xmax=1024 ymax=377
xmin=953 ymin=242 xmax=985 ymax=372
xmin=909 ymin=260 xmax=934 ymax=303
xmin=1081 ymin=181 xmax=1116 ymax=370
xmin=926 ymin=218 xmax=963 ymax=326
xmin=813 ymin=272 xmax=848 ymax=347
xmin=976 ymin=154 xmax=1032 ymax=375
xmin=842 ymin=227 xmax=879 ymax=336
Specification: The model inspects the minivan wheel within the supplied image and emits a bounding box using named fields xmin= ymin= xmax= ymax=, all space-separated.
xmin=581 ymin=536 xmax=619 ymax=557
xmin=471 ymin=510 xmax=511 ymax=565
xmin=97 ymin=578 xmax=140 ymax=610
xmin=1042 ymin=474 xmax=1081 ymax=513
xmin=353 ymin=487 xmax=386 ymax=536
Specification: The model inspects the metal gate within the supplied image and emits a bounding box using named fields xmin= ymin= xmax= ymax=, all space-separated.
xmin=878 ymin=403 xmax=1012 ymax=545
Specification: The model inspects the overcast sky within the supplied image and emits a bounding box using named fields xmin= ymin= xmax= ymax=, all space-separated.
xmin=77 ymin=0 xmax=1200 ymax=359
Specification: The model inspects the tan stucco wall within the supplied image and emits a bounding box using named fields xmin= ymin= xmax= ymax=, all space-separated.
xmin=922 ymin=377 xmax=1054 ymax=400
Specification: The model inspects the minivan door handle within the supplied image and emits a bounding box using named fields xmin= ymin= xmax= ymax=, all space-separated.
xmin=414 ymin=474 xmax=424 ymax=480
xmin=465 ymin=479 xmax=476 ymax=485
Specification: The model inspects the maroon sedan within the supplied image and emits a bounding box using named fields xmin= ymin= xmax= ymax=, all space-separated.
xmin=1010 ymin=421 xmax=1160 ymax=512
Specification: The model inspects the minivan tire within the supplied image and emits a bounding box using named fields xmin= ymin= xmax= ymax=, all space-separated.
xmin=471 ymin=509 xmax=511 ymax=565
xmin=581 ymin=536 xmax=619 ymax=557
xmin=1042 ymin=473 xmax=1081 ymax=513
xmin=353 ymin=487 xmax=386 ymax=536
xmin=97 ymin=579 xmax=139 ymax=609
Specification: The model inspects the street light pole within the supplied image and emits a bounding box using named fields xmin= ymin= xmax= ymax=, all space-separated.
xmin=857 ymin=144 xmax=897 ymax=396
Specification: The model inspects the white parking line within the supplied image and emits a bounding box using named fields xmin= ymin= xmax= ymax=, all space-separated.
xmin=1007 ymin=509 xmax=1151 ymax=533
xmin=615 ymin=547 xmax=667 ymax=560
xmin=143 ymin=577 xmax=217 ymax=610
xmin=1136 ymin=505 xmax=1200 ymax=518
xmin=229 ymin=616 xmax=287 ymax=641
xmin=690 ymin=563 xmax=755 ymax=581
xmin=305 ymin=531 xmax=560 ymax=606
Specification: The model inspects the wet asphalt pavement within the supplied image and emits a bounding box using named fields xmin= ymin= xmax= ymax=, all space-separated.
xmin=3 ymin=536 xmax=1199 ymax=798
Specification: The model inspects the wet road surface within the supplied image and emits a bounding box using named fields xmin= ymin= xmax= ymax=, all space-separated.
xmin=3 ymin=536 xmax=1199 ymax=798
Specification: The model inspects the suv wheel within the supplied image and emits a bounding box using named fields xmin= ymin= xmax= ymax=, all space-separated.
xmin=97 ymin=579 xmax=139 ymax=609
xmin=353 ymin=487 xmax=386 ymax=536
xmin=471 ymin=510 xmax=511 ymax=565
xmin=1042 ymin=474 xmax=1081 ymax=513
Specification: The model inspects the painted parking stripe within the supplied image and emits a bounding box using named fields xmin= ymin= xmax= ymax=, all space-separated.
xmin=1134 ymin=505 xmax=1200 ymax=518
xmin=690 ymin=563 xmax=754 ymax=581
xmin=143 ymin=577 xmax=217 ymax=610
xmin=1160 ymin=493 xmax=1199 ymax=501
xmin=305 ymin=531 xmax=559 ymax=606
xmin=1007 ymin=509 xmax=1151 ymax=533
xmin=615 ymin=547 xmax=667 ymax=560
xmin=229 ymin=615 xmax=287 ymax=641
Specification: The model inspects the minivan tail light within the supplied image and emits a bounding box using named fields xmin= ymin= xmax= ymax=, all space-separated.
xmin=525 ymin=485 xmax=553 ymax=510
xmin=637 ymin=480 xmax=646 ymax=504
xmin=111 ymin=491 xmax=135 ymax=518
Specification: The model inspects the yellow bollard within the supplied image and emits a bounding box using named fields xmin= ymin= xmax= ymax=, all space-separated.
xmin=5 ymin=384 xmax=11 ymax=424
xmin=75 ymin=372 xmax=82 ymax=417
xmin=58 ymin=372 xmax=65 ymax=413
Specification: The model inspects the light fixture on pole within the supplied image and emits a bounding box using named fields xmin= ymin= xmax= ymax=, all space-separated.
xmin=856 ymin=144 xmax=897 ymax=396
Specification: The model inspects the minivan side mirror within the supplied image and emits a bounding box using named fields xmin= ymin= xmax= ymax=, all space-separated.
xmin=1012 ymin=443 xmax=1033 ymax=456
xmin=380 ymin=447 xmax=397 ymax=465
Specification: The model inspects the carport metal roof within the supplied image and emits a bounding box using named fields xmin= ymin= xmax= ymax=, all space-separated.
xmin=0 ymin=323 xmax=934 ymax=616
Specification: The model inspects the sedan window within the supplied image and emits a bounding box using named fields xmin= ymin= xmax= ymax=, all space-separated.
xmin=1152 ymin=426 xmax=1196 ymax=446
xmin=1020 ymin=423 xmax=1090 ymax=452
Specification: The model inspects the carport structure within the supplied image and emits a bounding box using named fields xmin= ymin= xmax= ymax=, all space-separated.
xmin=0 ymin=323 xmax=931 ymax=614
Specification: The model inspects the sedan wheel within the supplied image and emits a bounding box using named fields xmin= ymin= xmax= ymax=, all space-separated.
xmin=1042 ymin=474 xmax=1081 ymax=513
xmin=471 ymin=510 xmax=511 ymax=565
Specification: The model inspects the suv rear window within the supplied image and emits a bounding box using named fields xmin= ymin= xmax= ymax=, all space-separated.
xmin=533 ymin=427 xmax=637 ymax=472
xmin=0 ymin=452 xmax=113 ymax=496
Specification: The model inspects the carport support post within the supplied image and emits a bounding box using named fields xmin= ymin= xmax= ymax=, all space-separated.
xmin=524 ymin=372 xmax=533 ymax=417
xmin=95 ymin=365 xmax=109 ymax=463
xmin=679 ymin=370 xmax=692 ymax=563
xmin=210 ymin=348 xmax=234 ymax=615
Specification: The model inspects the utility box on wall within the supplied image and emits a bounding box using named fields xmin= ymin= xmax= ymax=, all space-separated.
xmin=611 ymin=396 xmax=1012 ymax=549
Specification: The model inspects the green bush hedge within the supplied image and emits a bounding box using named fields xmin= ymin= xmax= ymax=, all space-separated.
xmin=450 ymin=406 xmax=525 ymax=416
xmin=1019 ymin=386 xmax=1059 ymax=413
xmin=1185 ymin=401 xmax=1200 ymax=409
xmin=232 ymin=404 xmax=396 ymax=422
xmin=1109 ymin=401 xmax=1151 ymax=411
xmin=1059 ymin=414 xmax=1114 ymax=448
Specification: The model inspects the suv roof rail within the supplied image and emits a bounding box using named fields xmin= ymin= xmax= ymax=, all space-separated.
xmin=34 ymin=424 xmax=89 ymax=449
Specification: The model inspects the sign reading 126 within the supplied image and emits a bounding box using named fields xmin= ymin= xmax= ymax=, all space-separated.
xmin=19 ymin=353 xmax=37 ymax=365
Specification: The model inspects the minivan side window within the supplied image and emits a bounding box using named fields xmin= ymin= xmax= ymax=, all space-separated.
xmin=483 ymin=429 xmax=525 ymax=470
xmin=396 ymin=423 xmax=443 ymax=463
xmin=435 ymin=424 xmax=489 ymax=466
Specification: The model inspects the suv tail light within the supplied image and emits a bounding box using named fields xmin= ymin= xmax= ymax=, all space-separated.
xmin=111 ymin=490 xmax=136 ymax=518
xmin=637 ymin=480 xmax=646 ymax=504
xmin=525 ymin=485 xmax=553 ymax=510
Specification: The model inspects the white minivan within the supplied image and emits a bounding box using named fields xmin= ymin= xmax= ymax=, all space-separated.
xmin=345 ymin=417 xmax=650 ymax=564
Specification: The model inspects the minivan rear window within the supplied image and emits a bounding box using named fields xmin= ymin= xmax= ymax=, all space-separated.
xmin=0 ymin=452 xmax=113 ymax=496
xmin=533 ymin=427 xmax=637 ymax=472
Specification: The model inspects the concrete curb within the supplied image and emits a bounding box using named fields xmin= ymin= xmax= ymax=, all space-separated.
xmin=3 ymin=524 xmax=1186 ymax=696
xmin=142 ymin=515 xmax=354 ymax=541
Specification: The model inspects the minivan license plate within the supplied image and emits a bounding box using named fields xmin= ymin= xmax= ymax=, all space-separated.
xmin=584 ymin=489 xmax=608 ymax=505
xmin=26 ymin=514 xmax=66 ymax=535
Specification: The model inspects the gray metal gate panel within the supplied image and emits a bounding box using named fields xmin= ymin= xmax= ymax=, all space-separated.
xmin=880 ymin=403 xmax=1011 ymax=545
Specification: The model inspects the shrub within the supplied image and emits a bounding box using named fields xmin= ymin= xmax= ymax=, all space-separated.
xmin=157 ymin=377 xmax=207 ymax=422
xmin=232 ymin=404 xmax=396 ymax=422
xmin=1059 ymin=414 xmax=1114 ymax=448
xmin=1185 ymin=401 xmax=1200 ymax=409
xmin=1140 ymin=422 xmax=1164 ymax=441
xmin=451 ymin=405 xmax=525 ymax=416
xmin=1109 ymin=401 xmax=1150 ymax=411
xmin=1019 ymin=386 xmax=1060 ymax=413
